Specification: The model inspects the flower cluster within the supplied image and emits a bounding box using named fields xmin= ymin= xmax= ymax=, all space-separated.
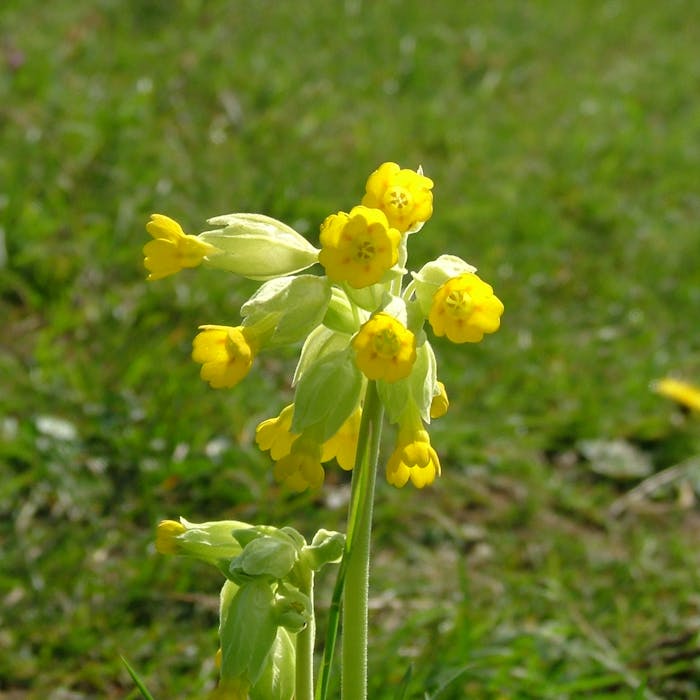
xmin=144 ymin=162 xmax=503 ymax=491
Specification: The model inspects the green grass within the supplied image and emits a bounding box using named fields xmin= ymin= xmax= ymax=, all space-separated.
xmin=2 ymin=0 xmax=700 ymax=697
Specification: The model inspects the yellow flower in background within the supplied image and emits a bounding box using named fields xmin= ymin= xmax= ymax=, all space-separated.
xmin=255 ymin=404 xmax=298 ymax=460
xmin=143 ymin=214 xmax=218 ymax=280
xmin=429 ymin=272 xmax=504 ymax=343
xmin=273 ymin=441 xmax=325 ymax=492
xmin=654 ymin=378 xmax=700 ymax=412
xmin=361 ymin=161 xmax=434 ymax=234
xmin=321 ymin=407 xmax=362 ymax=470
xmin=352 ymin=313 xmax=416 ymax=382
xmin=386 ymin=428 xmax=441 ymax=488
xmin=192 ymin=325 xmax=257 ymax=389
xmin=430 ymin=381 xmax=449 ymax=419
xmin=318 ymin=205 xmax=401 ymax=289
xmin=155 ymin=519 xmax=186 ymax=554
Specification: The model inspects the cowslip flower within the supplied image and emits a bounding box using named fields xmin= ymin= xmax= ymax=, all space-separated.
xmin=257 ymin=404 xmax=361 ymax=472
xmin=192 ymin=325 xmax=258 ymax=389
xmin=352 ymin=313 xmax=416 ymax=382
xmin=273 ymin=441 xmax=325 ymax=492
xmin=318 ymin=205 xmax=401 ymax=289
xmin=429 ymin=272 xmax=504 ymax=343
xmin=386 ymin=427 xmax=441 ymax=488
xmin=654 ymin=378 xmax=700 ymax=412
xmin=255 ymin=404 xmax=298 ymax=459
xmin=361 ymin=161 xmax=434 ymax=234
xmin=143 ymin=214 xmax=218 ymax=280
xmin=155 ymin=517 xmax=246 ymax=565
xmin=321 ymin=407 xmax=362 ymax=470
xmin=430 ymin=381 xmax=449 ymax=419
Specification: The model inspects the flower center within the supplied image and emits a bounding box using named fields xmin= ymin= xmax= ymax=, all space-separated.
xmin=372 ymin=327 xmax=400 ymax=358
xmin=384 ymin=186 xmax=412 ymax=212
xmin=445 ymin=289 xmax=474 ymax=319
xmin=353 ymin=238 xmax=376 ymax=262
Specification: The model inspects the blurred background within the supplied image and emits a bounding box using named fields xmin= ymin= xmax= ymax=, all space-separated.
xmin=1 ymin=1 xmax=699 ymax=697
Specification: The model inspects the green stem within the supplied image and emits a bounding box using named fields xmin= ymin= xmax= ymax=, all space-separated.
xmin=315 ymin=381 xmax=384 ymax=700
xmin=296 ymin=569 xmax=315 ymax=700
xmin=341 ymin=381 xmax=384 ymax=700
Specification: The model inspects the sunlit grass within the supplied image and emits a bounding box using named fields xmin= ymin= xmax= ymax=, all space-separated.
xmin=2 ymin=0 xmax=700 ymax=697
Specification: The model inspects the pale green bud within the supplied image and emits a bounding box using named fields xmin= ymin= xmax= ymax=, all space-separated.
xmin=156 ymin=517 xmax=248 ymax=571
xmin=291 ymin=347 xmax=363 ymax=442
xmin=293 ymin=326 xmax=353 ymax=385
xmin=200 ymin=213 xmax=319 ymax=281
xmin=241 ymin=275 xmax=331 ymax=347
xmin=323 ymin=286 xmax=360 ymax=335
xmin=343 ymin=281 xmax=389 ymax=312
xmin=230 ymin=533 xmax=299 ymax=583
xmin=233 ymin=525 xmax=306 ymax=550
xmin=301 ymin=529 xmax=345 ymax=571
xmin=273 ymin=585 xmax=312 ymax=633
xmin=411 ymin=254 xmax=477 ymax=317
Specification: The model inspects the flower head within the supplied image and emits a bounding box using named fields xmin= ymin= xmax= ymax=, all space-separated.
xmin=352 ymin=313 xmax=416 ymax=382
xmin=192 ymin=325 xmax=257 ymax=389
xmin=362 ymin=162 xmax=434 ymax=234
xmin=654 ymin=378 xmax=700 ymax=412
xmin=273 ymin=441 xmax=325 ymax=492
xmin=318 ymin=205 xmax=401 ymax=288
xmin=143 ymin=214 xmax=218 ymax=280
xmin=386 ymin=427 xmax=441 ymax=488
xmin=429 ymin=272 xmax=504 ymax=343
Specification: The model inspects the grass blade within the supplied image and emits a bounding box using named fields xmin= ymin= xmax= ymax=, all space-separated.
xmin=121 ymin=655 xmax=156 ymax=700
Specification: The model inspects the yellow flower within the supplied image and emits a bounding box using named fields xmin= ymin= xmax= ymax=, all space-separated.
xmin=192 ymin=325 xmax=257 ymax=389
xmin=361 ymin=162 xmax=434 ymax=234
xmin=430 ymin=381 xmax=449 ymax=419
xmin=654 ymin=378 xmax=700 ymax=412
xmin=273 ymin=441 xmax=325 ymax=492
xmin=318 ymin=205 xmax=401 ymax=288
xmin=155 ymin=518 xmax=246 ymax=564
xmin=352 ymin=313 xmax=416 ymax=382
xmin=255 ymin=404 xmax=298 ymax=459
xmin=257 ymin=404 xmax=361 ymax=472
xmin=386 ymin=428 xmax=441 ymax=488
xmin=143 ymin=214 xmax=218 ymax=280
xmin=429 ymin=272 xmax=504 ymax=343
xmin=155 ymin=519 xmax=186 ymax=554
xmin=321 ymin=407 xmax=362 ymax=470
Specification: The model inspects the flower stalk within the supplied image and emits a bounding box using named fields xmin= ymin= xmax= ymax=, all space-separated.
xmin=341 ymin=381 xmax=384 ymax=700
xmin=143 ymin=161 xmax=503 ymax=699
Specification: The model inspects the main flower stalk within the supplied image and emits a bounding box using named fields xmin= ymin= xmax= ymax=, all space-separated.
xmin=341 ymin=381 xmax=384 ymax=700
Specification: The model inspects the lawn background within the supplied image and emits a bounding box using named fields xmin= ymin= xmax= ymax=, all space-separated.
xmin=1 ymin=1 xmax=699 ymax=698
